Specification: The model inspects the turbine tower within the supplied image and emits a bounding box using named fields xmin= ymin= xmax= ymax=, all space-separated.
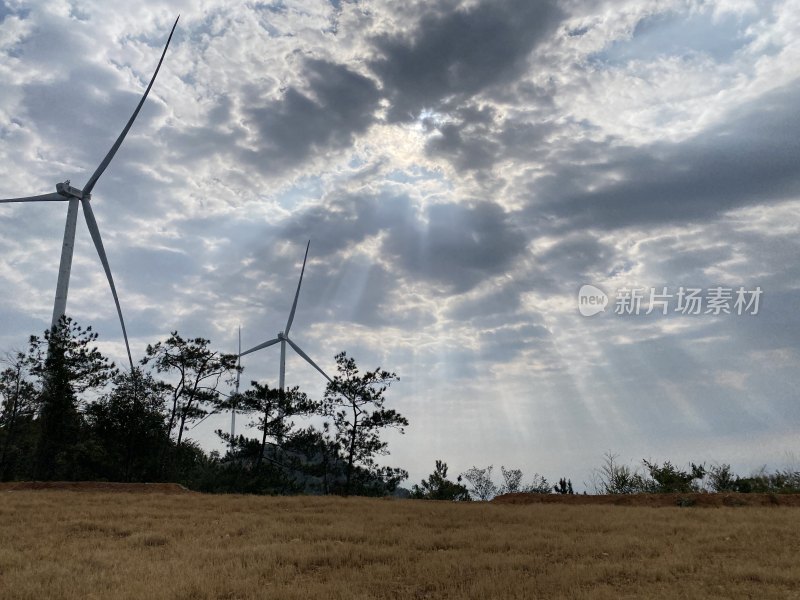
xmin=0 ymin=17 xmax=179 ymax=370
xmin=240 ymin=240 xmax=332 ymax=401
xmin=231 ymin=325 xmax=241 ymax=444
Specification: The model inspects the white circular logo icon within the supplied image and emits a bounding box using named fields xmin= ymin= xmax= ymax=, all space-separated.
xmin=578 ymin=284 xmax=608 ymax=317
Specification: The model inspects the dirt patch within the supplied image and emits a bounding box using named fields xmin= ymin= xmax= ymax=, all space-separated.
xmin=0 ymin=481 xmax=193 ymax=494
xmin=492 ymin=492 xmax=800 ymax=507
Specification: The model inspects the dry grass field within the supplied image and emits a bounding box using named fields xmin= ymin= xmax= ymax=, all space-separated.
xmin=1 ymin=488 xmax=799 ymax=599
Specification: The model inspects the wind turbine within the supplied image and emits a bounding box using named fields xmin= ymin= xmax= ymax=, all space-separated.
xmin=0 ymin=17 xmax=179 ymax=371
xmin=240 ymin=241 xmax=332 ymax=401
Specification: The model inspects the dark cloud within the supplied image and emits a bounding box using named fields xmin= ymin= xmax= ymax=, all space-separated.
xmin=442 ymin=232 xmax=619 ymax=324
xmin=383 ymin=199 xmax=527 ymax=294
xmin=242 ymin=58 xmax=380 ymax=173
xmin=634 ymin=236 xmax=734 ymax=285
xmin=370 ymin=0 xmax=563 ymax=121
xmin=426 ymin=122 xmax=499 ymax=171
xmin=446 ymin=284 xmax=525 ymax=326
xmin=536 ymin=234 xmax=613 ymax=279
xmin=280 ymin=191 xmax=412 ymax=255
xmin=217 ymin=189 xmax=529 ymax=327
xmin=425 ymin=105 xmax=501 ymax=171
xmin=536 ymin=83 xmax=800 ymax=230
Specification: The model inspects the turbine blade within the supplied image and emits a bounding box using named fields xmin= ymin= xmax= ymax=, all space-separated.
xmin=284 ymin=240 xmax=310 ymax=336
xmin=285 ymin=337 xmax=332 ymax=383
xmin=240 ymin=337 xmax=279 ymax=357
xmin=0 ymin=192 xmax=67 ymax=203
xmin=81 ymin=199 xmax=133 ymax=371
xmin=82 ymin=16 xmax=179 ymax=195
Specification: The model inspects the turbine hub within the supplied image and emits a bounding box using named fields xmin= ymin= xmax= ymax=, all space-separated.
xmin=56 ymin=181 xmax=87 ymax=200
xmin=278 ymin=331 xmax=285 ymax=340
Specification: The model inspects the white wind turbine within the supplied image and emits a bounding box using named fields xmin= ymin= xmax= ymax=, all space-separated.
xmin=240 ymin=241 xmax=333 ymax=400
xmin=0 ymin=17 xmax=179 ymax=370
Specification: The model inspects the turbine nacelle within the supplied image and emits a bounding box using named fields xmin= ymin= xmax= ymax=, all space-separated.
xmin=56 ymin=181 xmax=87 ymax=200
xmin=277 ymin=331 xmax=287 ymax=341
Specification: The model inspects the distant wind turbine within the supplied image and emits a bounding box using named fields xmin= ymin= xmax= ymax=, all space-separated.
xmin=0 ymin=17 xmax=179 ymax=370
xmin=240 ymin=241 xmax=332 ymax=401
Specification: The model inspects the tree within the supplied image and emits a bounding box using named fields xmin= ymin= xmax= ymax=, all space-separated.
xmin=707 ymin=463 xmax=737 ymax=492
xmin=84 ymin=369 xmax=169 ymax=481
xmin=25 ymin=317 xmax=116 ymax=393
xmin=494 ymin=466 xmax=551 ymax=495
xmin=461 ymin=465 xmax=498 ymax=501
xmin=142 ymin=332 xmax=238 ymax=447
xmin=411 ymin=460 xmax=471 ymax=501
xmin=322 ymin=352 xmax=408 ymax=495
xmin=595 ymin=452 xmax=645 ymax=494
xmin=281 ymin=423 xmax=343 ymax=495
xmin=523 ymin=473 xmax=552 ymax=494
xmin=554 ymin=477 xmax=574 ymax=495
xmin=26 ymin=317 xmax=115 ymax=480
xmin=220 ymin=381 xmax=317 ymax=468
xmin=499 ymin=466 xmax=523 ymax=494
xmin=0 ymin=353 xmax=38 ymax=480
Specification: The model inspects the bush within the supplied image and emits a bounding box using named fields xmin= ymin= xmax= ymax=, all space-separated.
xmin=641 ymin=460 xmax=705 ymax=493
xmin=411 ymin=460 xmax=471 ymax=501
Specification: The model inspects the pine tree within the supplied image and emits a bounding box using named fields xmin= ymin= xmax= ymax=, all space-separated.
xmin=142 ymin=332 xmax=238 ymax=447
xmin=25 ymin=317 xmax=115 ymax=480
xmin=322 ymin=352 xmax=407 ymax=495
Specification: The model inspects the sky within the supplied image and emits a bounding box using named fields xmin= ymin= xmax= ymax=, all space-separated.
xmin=1 ymin=0 xmax=798 ymax=490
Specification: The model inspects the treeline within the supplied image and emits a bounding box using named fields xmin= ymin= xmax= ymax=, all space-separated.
xmin=0 ymin=318 xmax=407 ymax=496
xmin=590 ymin=452 xmax=800 ymax=496
xmin=2 ymin=319 xmax=798 ymax=500
xmin=409 ymin=453 xmax=800 ymax=501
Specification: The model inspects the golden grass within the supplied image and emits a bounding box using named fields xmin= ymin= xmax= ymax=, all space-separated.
xmin=1 ymin=491 xmax=799 ymax=599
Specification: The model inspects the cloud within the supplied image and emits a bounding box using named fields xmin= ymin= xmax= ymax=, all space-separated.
xmin=240 ymin=58 xmax=381 ymax=174
xmin=382 ymin=199 xmax=528 ymax=294
xmin=534 ymin=81 xmax=800 ymax=231
xmin=369 ymin=0 xmax=563 ymax=121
